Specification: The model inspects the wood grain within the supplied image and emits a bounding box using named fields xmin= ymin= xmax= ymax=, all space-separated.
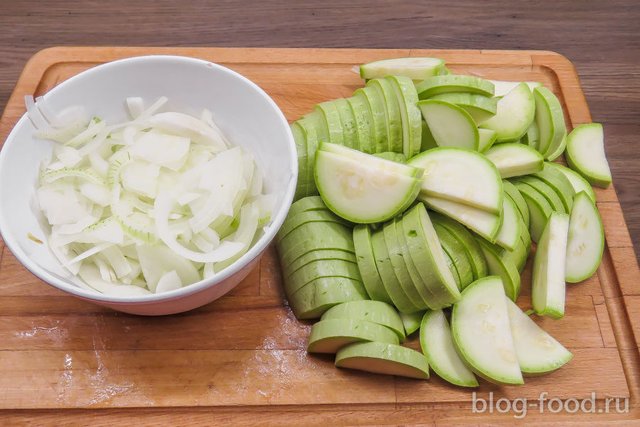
xmin=0 ymin=47 xmax=638 ymax=425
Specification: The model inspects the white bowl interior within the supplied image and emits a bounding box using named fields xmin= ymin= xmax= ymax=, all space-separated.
xmin=0 ymin=55 xmax=296 ymax=304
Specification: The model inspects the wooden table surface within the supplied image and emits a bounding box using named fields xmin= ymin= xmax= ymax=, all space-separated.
xmin=7 ymin=0 xmax=639 ymax=261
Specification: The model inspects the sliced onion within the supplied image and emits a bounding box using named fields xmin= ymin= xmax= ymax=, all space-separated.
xmin=79 ymin=264 xmax=151 ymax=296
xmin=126 ymin=97 xmax=145 ymax=119
xmin=155 ymin=270 xmax=182 ymax=293
xmin=31 ymin=96 xmax=273 ymax=295
xmin=155 ymin=193 xmax=244 ymax=263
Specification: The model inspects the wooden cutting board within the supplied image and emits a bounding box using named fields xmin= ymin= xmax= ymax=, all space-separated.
xmin=0 ymin=47 xmax=638 ymax=425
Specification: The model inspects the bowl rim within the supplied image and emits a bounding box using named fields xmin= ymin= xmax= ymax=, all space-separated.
xmin=0 ymin=54 xmax=297 ymax=304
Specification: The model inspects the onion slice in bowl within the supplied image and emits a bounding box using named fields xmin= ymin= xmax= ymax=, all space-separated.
xmin=30 ymin=96 xmax=273 ymax=295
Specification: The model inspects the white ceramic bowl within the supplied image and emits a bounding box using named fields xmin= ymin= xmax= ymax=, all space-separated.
xmin=0 ymin=55 xmax=297 ymax=315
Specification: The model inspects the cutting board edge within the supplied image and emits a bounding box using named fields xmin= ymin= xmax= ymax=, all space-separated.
xmin=0 ymin=47 xmax=638 ymax=424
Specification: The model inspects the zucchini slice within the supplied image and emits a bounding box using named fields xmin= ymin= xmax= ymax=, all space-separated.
xmin=420 ymin=310 xmax=478 ymax=387
xmin=359 ymin=57 xmax=445 ymax=81
xmin=485 ymin=143 xmax=544 ymax=178
xmin=321 ymin=300 xmax=405 ymax=341
xmin=490 ymin=80 xmax=542 ymax=97
xmin=352 ymin=225 xmax=393 ymax=305
xmin=533 ymin=86 xmax=566 ymax=158
xmin=308 ymin=318 xmax=399 ymax=353
xmin=565 ymin=191 xmax=604 ymax=283
xmin=451 ymin=276 xmax=524 ymax=385
xmin=565 ymin=123 xmax=612 ymax=188
xmin=505 ymin=298 xmax=573 ymax=374
xmin=532 ymin=212 xmax=570 ymax=319
xmin=409 ymin=147 xmax=502 ymax=214
xmin=422 ymin=196 xmax=502 ymax=243
xmin=314 ymin=146 xmax=422 ymax=224
xmin=416 ymin=75 xmax=495 ymax=99
xmin=478 ymin=128 xmax=497 ymax=152
xmin=430 ymin=93 xmax=497 ymax=124
xmin=545 ymin=162 xmax=596 ymax=203
xmin=400 ymin=311 xmax=425 ymax=336
xmin=386 ymin=75 xmax=422 ymax=158
xmin=502 ymin=180 xmax=530 ymax=228
xmin=480 ymin=83 xmax=535 ymax=142
xmin=335 ymin=341 xmax=430 ymax=379
xmin=417 ymin=100 xmax=479 ymax=150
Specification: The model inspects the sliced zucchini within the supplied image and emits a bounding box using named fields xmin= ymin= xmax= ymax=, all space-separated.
xmin=355 ymin=87 xmax=387 ymax=153
xmin=386 ymin=75 xmax=422 ymax=158
xmin=321 ymin=300 xmax=405 ymax=341
xmin=516 ymin=177 xmax=565 ymax=214
xmin=347 ymin=93 xmax=374 ymax=153
xmin=430 ymin=93 xmax=497 ymax=124
xmin=500 ymin=222 xmax=530 ymax=273
xmin=512 ymin=181 xmax=553 ymax=243
xmin=422 ymin=196 xmax=502 ymax=243
xmin=505 ymin=298 xmax=573 ymax=374
xmin=401 ymin=203 xmax=461 ymax=306
xmin=546 ymin=135 xmax=567 ymax=161
xmin=480 ymin=83 xmax=535 ymax=142
xmin=289 ymin=277 xmax=368 ymax=319
xmin=429 ymin=212 xmax=488 ymax=281
xmin=531 ymin=163 xmax=576 ymax=212
xmin=475 ymin=239 xmax=521 ymax=301
xmin=400 ymin=311 xmax=425 ymax=335
xmin=502 ymin=180 xmax=529 ymax=228
xmin=315 ymin=100 xmax=344 ymax=146
xmin=307 ymin=318 xmax=399 ymax=353
xmin=314 ymin=147 xmax=422 ymax=224
xmin=278 ymin=220 xmax=352 ymax=256
xmin=285 ymin=259 xmax=361 ymax=296
xmin=545 ymin=162 xmax=596 ymax=203
xmin=533 ymin=86 xmax=566 ymax=158
xmin=451 ymin=276 xmax=523 ymax=385
xmin=434 ymin=223 xmax=474 ymax=289
xmin=565 ymin=123 xmax=612 ymax=188
xmin=302 ymin=110 xmax=329 ymax=144
xmin=409 ymin=147 xmax=502 ymax=214
xmin=278 ymin=225 xmax=353 ymax=267
xmin=291 ymin=122 xmax=310 ymax=199
xmin=366 ymin=79 xmax=402 ymax=153
xmin=333 ymin=98 xmax=358 ymax=149
xmin=335 ymin=341 xmax=430 ymax=379
xmin=494 ymin=196 xmax=521 ymax=251
xmin=359 ymin=57 xmax=445 ymax=81
xmin=277 ymin=209 xmax=348 ymax=244
xmin=286 ymin=195 xmax=328 ymax=219
xmin=417 ymin=100 xmax=479 ymax=150
xmin=353 ymin=225 xmax=393 ymax=304
xmin=485 ymin=143 xmax=544 ymax=178
xmin=416 ymin=75 xmax=495 ymax=99
xmin=441 ymin=239 xmax=463 ymax=290
xmin=296 ymin=116 xmax=320 ymax=196
xmin=383 ymin=220 xmax=429 ymax=310
xmin=283 ymin=249 xmax=357 ymax=279
xmin=420 ymin=120 xmax=437 ymax=151
xmin=371 ymin=230 xmax=422 ymax=313
xmin=395 ymin=217 xmax=442 ymax=310
xmin=566 ymin=191 xmax=604 ymax=283
xmin=478 ymin=128 xmax=497 ymax=152
xmin=420 ymin=310 xmax=479 ymax=387
xmin=319 ymin=141 xmax=419 ymax=177
xmin=490 ymin=80 xmax=542 ymax=97
xmin=373 ymin=151 xmax=406 ymax=163
xmin=522 ymin=121 xmax=540 ymax=150
xmin=532 ymin=212 xmax=570 ymax=319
